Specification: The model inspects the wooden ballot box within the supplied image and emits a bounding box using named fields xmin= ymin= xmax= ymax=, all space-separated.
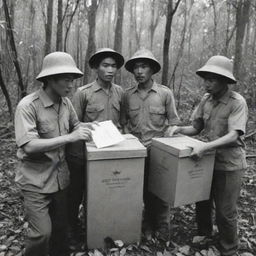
xmin=85 ymin=134 xmax=147 ymax=249
xmin=148 ymin=136 xmax=215 ymax=207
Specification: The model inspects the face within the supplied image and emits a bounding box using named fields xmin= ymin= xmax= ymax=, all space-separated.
xmin=202 ymin=73 xmax=227 ymax=95
xmin=96 ymin=57 xmax=117 ymax=82
xmin=133 ymin=61 xmax=154 ymax=84
xmin=48 ymin=74 xmax=74 ymax=97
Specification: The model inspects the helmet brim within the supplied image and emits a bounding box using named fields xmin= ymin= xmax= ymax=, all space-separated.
xmin=196 ymin=65 xmax=236 ymax=84
xmin=125 ymin=57 xmax=161 ymax=74
xmin=36 ymin=66 xmax=83 ymax=82
xmin=89 ymin=51 xmax=124 ymax=69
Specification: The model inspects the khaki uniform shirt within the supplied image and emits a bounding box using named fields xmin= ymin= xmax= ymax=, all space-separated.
xmin=15 ymin=88 xmax=79 ymax=193
xmin=67 ymin=80 xmax=124 ymax=159
xmin=123 ymin=82 xmax=180 ymax=147
xmin=192 ymin=89 xmax=248 ymax=171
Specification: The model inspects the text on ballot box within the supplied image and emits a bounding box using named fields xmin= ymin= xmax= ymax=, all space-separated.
xmin=85 ymin=134 xmax=147 ymax=249
xmin=148 ymin=136 xmax=215 ymax=207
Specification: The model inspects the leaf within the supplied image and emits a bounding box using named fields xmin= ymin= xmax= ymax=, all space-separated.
xmin=157 ymin=252 xmax=163 ymax=256
xmin=94 ymin=249 xmax=104 ymax=256
xmin=178 ymin=245 xmax=190 ymax=255
xmin=115 ymin=240 xmax=124 ymax=248
xmin=120 ymin=248 xmax=126 ymax=256
xmin=140 ymin=245 xmax=152 ymax=253
xmin=192 ymin=236 xmax=206 ymax=244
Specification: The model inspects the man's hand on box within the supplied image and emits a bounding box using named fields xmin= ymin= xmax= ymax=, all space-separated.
xmin=189 ymin=144 xmax=208 ymax=161
xmin=165 ymin=125 xmax=181 ymax=137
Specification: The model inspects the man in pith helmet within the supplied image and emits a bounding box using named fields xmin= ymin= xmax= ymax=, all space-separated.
xmin=168 ymin=55 xmax=248 ymax=256
xmin=66 ymin=48 xmax=125 ymax=246
xmin=123 ymin=48 xmax=180 ymax=242
xmin=14 ymin=52 xmax=93 ymax=256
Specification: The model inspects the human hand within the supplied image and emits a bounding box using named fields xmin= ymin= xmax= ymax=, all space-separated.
xmin=165 ymin=125 xmax=181 ymax=137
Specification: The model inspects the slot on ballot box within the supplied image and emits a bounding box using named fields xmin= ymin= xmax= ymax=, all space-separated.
xmin=148 ymin=136 xmax=215 ymax=207
xmin=85 ymin=134 xmax=147 ymax=249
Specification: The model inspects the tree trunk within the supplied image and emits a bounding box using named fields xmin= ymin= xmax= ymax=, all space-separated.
xmin=64 ymin=0 xmax=80 ymax=52
xmin=83 ymin=0 xmax=99 ymax=84
xmin=3 ymin=0 xmax=26 ymax=98
xmin=0 ymin=67 xmax=13 ymax=119
xmin=161 ymin=0 xmax=182 ymax=86
xmin=113 ymin=0 xmax=125 ymax=85
xmin=45 ymin=0 xmax=54 ymax=54
xmin=56 ymin=0 xmax=63 ymax=51
xmin=234 ymin=0 xmax=250 ymax=83
xmin=210 ymin=0 xmax=217 ymax=54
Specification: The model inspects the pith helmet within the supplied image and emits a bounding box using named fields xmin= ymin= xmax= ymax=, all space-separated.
xmin=36 ymin=52 xmax=83 ymax=82
xmin=125 ymin=49 xmax=161 ymax=74
xmin=196 ymin=55 xmax=236 ymax=84
xmin=89 ymin=48 xmax=124 ymax=69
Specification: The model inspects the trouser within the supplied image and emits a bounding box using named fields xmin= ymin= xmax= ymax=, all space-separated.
xmin=66 ymin=156 xmax=85 ymax=231
xmin=196 ymin=169 xmax=244 ymax=256
xmin=143 ymin=149 xmax=170 ymax=233
xmin=22 ymin=189 xmax=69 ymax=256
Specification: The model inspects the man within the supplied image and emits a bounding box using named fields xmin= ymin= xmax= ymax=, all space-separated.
xmin=123 ymin=49 xmax=180 ymax=241
xmin=14 ymin=52 xmax=93 ymax=256
xmin=167 ymin=56 xmax=248 ymax=256
xmin=66 ymin=48 xmax=125 ymax=244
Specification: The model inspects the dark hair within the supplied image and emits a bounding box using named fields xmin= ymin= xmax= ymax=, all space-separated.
xmin=92 ymin=54 xmax=117 ymax=69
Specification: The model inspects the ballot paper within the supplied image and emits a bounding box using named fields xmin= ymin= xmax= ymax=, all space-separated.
xmin=91 ymin=120 xmax=125 ymax=148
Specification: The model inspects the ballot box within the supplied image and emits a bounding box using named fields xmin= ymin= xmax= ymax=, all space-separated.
xmin=148 ymin=136 xmax=215 ymax=207
xmin=85 ymin=134 xmax=147 ymax=249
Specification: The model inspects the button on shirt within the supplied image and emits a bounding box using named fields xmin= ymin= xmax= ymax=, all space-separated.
xmin=192 ymin=89 xmax=248 ymax=171
xmin=123 ymin=82 xmax=180 ymax=147
xmin=67 ymin=80 xmax=124 ymax=159
xmin=15 ymin=88 xmax=79 ymax=193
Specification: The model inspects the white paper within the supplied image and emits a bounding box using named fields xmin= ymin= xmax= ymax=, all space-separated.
xmin=91 ymin=120 xmax=125 ymax=148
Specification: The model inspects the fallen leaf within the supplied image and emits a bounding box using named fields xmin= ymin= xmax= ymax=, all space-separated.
xmin=192 ymin=236 xmax=206 ymax=244
xmin=179 ymin=245 xmax=190 ymax=255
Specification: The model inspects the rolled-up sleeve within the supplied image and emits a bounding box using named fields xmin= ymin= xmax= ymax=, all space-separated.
xmin=166 ymin=89 xmax=180 ymax=126
xmin=228 ymin=98 xmax=248 ymax=135
xmin=15 ymin=104 xmax=39 ymax=147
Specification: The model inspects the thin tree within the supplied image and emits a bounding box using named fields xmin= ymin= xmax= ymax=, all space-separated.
xmin=40 ymin=0 xmax=53 ymax=55
xmin=64 ymin=0 xmax=80 ymax=52
xmin=56 ymin=0 xmax=63 ymax=51
xmin=234 ymin=0 xmax=250 ymax=82
xmin=113 ymin=0 xmax=125 ymax=84
xmin=3 ymin=0 xmax=26 ymax=98
xmin=162 ymin=0 xmax=182 ymax=86
xmin=83 ymin=0 xmax=100 ymax=84
xmin=0 ymin=66 xmax=13 ymax=119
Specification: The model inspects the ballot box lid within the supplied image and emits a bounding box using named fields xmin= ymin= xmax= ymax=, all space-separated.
xmin=151 ymin=135 xmax=215 ymax=158
xmin=86 ymin=134 xmax=147 ymax=160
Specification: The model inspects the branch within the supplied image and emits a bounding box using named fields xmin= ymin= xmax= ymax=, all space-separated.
xmin=172 ymin=0 xmax=182 ymax=15
xmin=245 ymin=130 xmax=256 ymax=139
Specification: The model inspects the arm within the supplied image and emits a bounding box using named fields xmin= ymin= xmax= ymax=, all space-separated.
xmin=190 ymin=130 xmax=239 ymax=160
xmin=23 ymin=125 xmax=92 ymax=154
xmin=167 ymin=125 xmax=200 ymax=136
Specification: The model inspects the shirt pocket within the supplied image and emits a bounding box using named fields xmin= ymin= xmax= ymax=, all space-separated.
xmin=86 ymin=104 xmax=104 ymax=121
xmin=149 ymin=106 xmax=165 ymax=126
xmin=112 ymin=102 xmax=121 ymax=123
xmin=128 ymin=106 xmax=140 ymax=126
xmin=38 ymin=121 xmax=56 ymax=137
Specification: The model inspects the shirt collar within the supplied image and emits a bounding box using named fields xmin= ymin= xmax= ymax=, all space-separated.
xmin=93 ymin=79 xmax=113 ymax=92
xmin=133 ymin=80 xmax=158 ymax=93
xmin=38 ymin=88 xmax=66 ymax=107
